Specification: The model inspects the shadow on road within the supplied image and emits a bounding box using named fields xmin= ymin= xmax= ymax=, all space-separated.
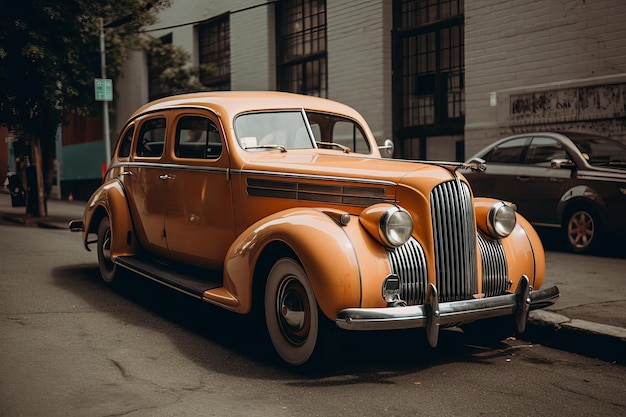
xmin=52 ymin=263 xmax=520 ymax=380
xmin=536 ymin=227 xmax=626 ymax=259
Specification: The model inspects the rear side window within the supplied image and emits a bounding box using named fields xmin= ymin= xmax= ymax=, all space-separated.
xmin=136 ymin=118 xmax=166 ymax=157
xmin=175 ymin=116 xmax=222 ymax=159
xmin=484 ymin=137 xmax=528 ymax=163
xmin=118 ymin=126 xmax=134 ymax=158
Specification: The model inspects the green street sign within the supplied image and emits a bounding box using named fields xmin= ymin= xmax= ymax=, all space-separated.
xmin=94 ymin=78 xmax=113 ymax=101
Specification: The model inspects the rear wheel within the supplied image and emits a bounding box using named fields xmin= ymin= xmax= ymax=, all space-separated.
xmin=97 ymin=216 xmax=118 ymax=284
xmin=264 ymin=258 xmax=334 ymax=366
xmin=563 ymin=207 xmax=600 ymax=253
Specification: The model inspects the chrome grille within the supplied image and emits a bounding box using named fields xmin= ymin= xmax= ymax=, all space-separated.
xmin=430 ymin=179 xmax=478 ymax=302
xmin=387 ymin=238 xmax=427 ymax=305
xmin=477 ymin=232 xmax=509 ymax=296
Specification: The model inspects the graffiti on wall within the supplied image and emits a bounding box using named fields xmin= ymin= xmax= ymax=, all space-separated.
xmin=510 ymin=83 xmax=625 ymax=125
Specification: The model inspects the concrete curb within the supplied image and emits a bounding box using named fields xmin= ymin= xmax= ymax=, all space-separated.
xmin=527 ymin=310 xmax=626 ymax=365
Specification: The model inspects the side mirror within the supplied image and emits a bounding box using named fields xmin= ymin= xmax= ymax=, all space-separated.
xmin=378 ymin=139 xmax=394 ymax=157
xmin=551 ymin=158 xmax=575 ymax=169
xmin=463 ymin=157 xmax=487 ymax=172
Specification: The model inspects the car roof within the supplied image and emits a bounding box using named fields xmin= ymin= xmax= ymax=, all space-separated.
xmin=129 ymin=91 xmax=364 ymax=121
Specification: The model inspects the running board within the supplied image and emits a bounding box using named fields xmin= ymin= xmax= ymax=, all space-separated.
xmin=115 ymin=256 xmax=222 ymax=299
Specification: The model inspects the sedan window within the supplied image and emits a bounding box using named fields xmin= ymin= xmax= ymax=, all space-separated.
xmin=483 ymin=137 xmax=529 ymax=163
xmin=136 ymin=118 xmax=166 ymax=157
xmin=118 ymin=125 xmax=134 ymax=158
xmin=526 ymin=137 xmax=569 ymax=166
xmin=175 ymin=116 xmax=222 ymax=159
xmin=307 ymin=112 xmax=372 ymax=154
xmin=234 ymin=111 xmax=314 ymax=150
xmin=568 ymin=134 xmax=626 ymax=167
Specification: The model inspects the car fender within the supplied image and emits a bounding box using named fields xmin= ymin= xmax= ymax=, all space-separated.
xmin=82 ymin=179 xmax=137 ymax=259
xmin=501 ymin=213 xmax=546 ymax=291
xmin=557 ymin=184 xmax=606 ymax=223
xmin=473 ymin=197 xmax=545 ymax=291
xmin=213 ymin=208 xmax=392 ymax=318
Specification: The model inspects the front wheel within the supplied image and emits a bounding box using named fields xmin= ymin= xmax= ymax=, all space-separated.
xmin=264 ymin=258 xmax=333 ymax=366
xmin=563 ymin=207 xmax=600 ymax=253
xmin=97 ymin=216 xmax=118 ymax=284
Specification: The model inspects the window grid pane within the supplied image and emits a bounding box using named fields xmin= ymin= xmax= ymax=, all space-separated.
xmin=399 ymin=0 xmax=464 ymax=127
xmin=198 ymin=15 xmax=231 ymax=91
xmin=277 ymin=0 xmax=328 ymax=97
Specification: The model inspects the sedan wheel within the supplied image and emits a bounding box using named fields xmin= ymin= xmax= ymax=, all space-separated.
xmin=97 ymin=216 xmax=118 ymax=284
xmin=265 ymin=258 xmax=319 ymax=366
xmin=565 ymin=208 xmax=598 ymax=253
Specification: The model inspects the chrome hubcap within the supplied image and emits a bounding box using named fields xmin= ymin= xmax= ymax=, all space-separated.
xmin=276 ymin=276 xmax=310 ymax=346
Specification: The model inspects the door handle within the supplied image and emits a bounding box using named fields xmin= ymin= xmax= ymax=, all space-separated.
xmin=119 ymin=171 xmax=133 ymax=176
xmin=516 ymin=176 xmax=531 ymax=182
xmin=159 ymin=174 xmax=176 ymax=180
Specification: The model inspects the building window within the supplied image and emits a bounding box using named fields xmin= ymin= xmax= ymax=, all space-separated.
xmin=276 ymin=0 xmax=327 ymax=97
xmin=148 ymin=34 xmax=172 ymax=101
xmin=393 ymin=0 xmax=465 ymax=158
xmin=198 ymin=14 xmax=231 ymax=91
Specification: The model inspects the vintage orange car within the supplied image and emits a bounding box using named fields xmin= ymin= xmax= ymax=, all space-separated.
xmin=70 ymin=91 xmax=559 ymax=367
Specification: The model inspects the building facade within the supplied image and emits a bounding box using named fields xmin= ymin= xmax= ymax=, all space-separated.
xmin=50 ymin=0 xmax=626 ymax=199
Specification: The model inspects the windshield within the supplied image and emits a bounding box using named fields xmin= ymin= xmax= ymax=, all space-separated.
xmin=234 ymin=111 xmax=315 ymax=151
xmin=569 ymin=133 xmax=626 ymax=168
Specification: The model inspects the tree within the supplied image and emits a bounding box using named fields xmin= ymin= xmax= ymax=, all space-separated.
xmin=144 ymin=36 xmax=215 ymax=100
xmin=0 ymin=0 xmax=185 ymax=216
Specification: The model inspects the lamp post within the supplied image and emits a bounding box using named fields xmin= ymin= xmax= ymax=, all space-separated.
xmin=99 ymin=17 xmax=112 ymax=166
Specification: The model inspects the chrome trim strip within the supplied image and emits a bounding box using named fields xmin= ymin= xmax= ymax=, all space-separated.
xmin=234 ymin=169 xmax=397 ymax=187
xmin=110 ymin=161 xmax=228 ymax=174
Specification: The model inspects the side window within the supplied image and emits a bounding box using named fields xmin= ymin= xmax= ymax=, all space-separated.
xmin=484 ymin=137 xmax=528 ymax=163
xmin=526 ymin=137 xmax=569 ymax=166
xmin=175 ymin=116 xmax=222 ymax=159
xmin=306 ymin=111 xmax=372 ymax=154
xmin=117 ymin=125 xmax=134 ymax=158
xmin=136 ymin=118 xmax=166 ymax=157
xmin=332 ymin=121 xmax=369 ymax=153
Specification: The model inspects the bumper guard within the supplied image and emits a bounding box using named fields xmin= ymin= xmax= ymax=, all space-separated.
xmin=335 ymin=275 xmax=559 ymax=347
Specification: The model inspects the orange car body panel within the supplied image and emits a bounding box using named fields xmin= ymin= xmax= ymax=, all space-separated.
xmin=79 ymin=91 xmax=548 ymax=320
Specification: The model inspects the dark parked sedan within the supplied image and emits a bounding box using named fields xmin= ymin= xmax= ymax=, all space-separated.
xmin=463 ymin=132 xmax=626 ymax=253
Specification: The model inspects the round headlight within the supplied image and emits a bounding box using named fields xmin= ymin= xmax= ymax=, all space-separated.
xmin=380 ymin=206 xmax=413 ymax=247
xmin=487 ymin=202 xmax=516 ymax=238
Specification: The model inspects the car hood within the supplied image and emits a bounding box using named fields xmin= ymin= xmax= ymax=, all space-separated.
xmin=238 ymin=151 xmax=463 ymax=195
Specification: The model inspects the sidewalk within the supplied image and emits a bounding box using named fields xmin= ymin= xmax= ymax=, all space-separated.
xmin=1 ymin=189 xmax=624 ymax=364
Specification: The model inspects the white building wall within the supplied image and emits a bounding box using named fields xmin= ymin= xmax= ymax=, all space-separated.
xmin=114 ymin=0 xmax=391 ymax=146
xmin=464 ymin=0 xmax=626 ymax=157
xmin=230 ymin=2 xmax=275 ymax=91
xmin=327 ymin=0 xmax=393 ymax=145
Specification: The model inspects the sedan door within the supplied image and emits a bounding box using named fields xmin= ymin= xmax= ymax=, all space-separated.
xmin=512 ymin=136 xmax=572 ymax=226
xmin=161 ymin=114 xmax=235 ymax=270
xmin=122 ymin=115 xmax=170 ymax=257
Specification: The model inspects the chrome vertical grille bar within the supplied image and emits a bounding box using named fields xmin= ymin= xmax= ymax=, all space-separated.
xmin=477 ymin=232 xmax=509 ymax=296
xmin=430 ymin=180 xmax=478 ymax=302
xmin=387 ymin=238 xmax=427 ymax=305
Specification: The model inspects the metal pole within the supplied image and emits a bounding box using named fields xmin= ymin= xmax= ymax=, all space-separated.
xmin=99 ymin=18 xmax=112 ymax=166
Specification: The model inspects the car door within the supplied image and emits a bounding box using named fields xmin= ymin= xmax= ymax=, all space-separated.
xmin=122 ymin=114 xmax=170 ymax=257
xmin=513 ymin=136 xmax=572 ymax=226
xmin=162 ymin=113 xmax=235 ymax=270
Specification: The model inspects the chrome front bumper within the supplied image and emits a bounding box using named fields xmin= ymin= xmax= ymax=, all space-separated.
xmin=335 ymin=275 xmax=559 ymax=347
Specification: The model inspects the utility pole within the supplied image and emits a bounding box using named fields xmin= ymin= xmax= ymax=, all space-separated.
xmin=99 ymin=17 xmax=112 ymax=165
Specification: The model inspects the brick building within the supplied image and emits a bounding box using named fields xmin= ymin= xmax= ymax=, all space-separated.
xmin=24 ymin=0 xmax=624 ymax=199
